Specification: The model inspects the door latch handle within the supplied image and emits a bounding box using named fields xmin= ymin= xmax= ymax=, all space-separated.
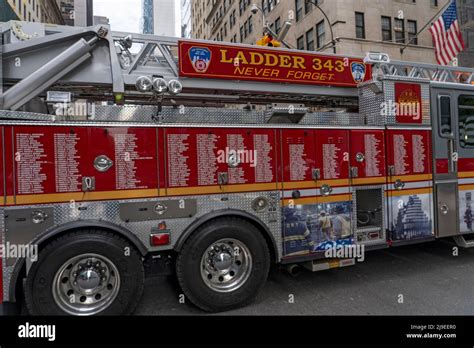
xmin=439 ymin=203 xmax=449 ymax=216
xmin=394 ymin=179 xmax=405 ymax=190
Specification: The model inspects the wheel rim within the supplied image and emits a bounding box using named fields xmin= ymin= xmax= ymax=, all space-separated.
xmin=52 ymin=253 xmax=120 ymax=316
xmin=200 ymin=238 xmax=252 ymax=293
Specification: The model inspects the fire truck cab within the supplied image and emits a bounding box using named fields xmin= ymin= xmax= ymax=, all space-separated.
xmin=0 ymin=22 xmax=473 ymax=315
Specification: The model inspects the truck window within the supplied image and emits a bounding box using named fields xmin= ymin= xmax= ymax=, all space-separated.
xmin=439 ymin=95 xmax=452 ymax=137
xmin=459 ymin=95 xmax=474 ymax=148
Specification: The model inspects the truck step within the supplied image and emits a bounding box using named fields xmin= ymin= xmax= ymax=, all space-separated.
xmin=302 ymin=258 xmax=356 ymax=272
xmin=453 ymin=235 xmax=474 ymax=248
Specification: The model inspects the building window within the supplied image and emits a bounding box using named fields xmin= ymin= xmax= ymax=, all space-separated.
xmin=306 ymin=27 xmax=315 ymax=51
xmin=275 ymin=17 xmax=281 ymax=35
xmin=262 ymin=0 xmax=268 ymax=14
xmin=381 ymin=16 xmax=392 ymax=41
xmin=305 ymin=0 xmax=312 ymax=14
xmin=244 ymin=20 xmax=249 ymax=37
xmin=407 ymin=20 xmax=417 ymax=45
xmin=230 ymin=9 xmax=236 ymax=29
xmin=394 ymin=18 xmax=405 ymax=43
xmin=459 ymin=96 xmax=474 ymax=148
xmin=355 ymin=12 xmax=365 ymax=39
xmin=295 ymin=0 xmax=303 ymax=22
xmin=248 ymin=15 xmax=253 ymax=34
xmin=431 ymin=0 xmax=438 ymax=7
xmin=316 ymin=20 xmax=325 ymax=48
xmin=240 ymin=26 xmax=244 ymax=41
xmin=297 ymin=35 xmax=305 ymax=50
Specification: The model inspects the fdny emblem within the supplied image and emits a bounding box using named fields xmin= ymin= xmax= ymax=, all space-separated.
xmin=189 ymin=46 xmax=212 ymax=73
xmin=350 ymin=62 xmax=366 ymax=83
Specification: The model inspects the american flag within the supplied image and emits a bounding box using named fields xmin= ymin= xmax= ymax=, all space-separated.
xmin=429 ymin=0 xmax=465 ymax=65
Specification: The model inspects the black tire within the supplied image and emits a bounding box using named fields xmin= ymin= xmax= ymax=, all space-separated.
xmin=176 ymin=217 xmax=270 ymax=312
xmin=24 ymin=229 xmax=145 ymax=316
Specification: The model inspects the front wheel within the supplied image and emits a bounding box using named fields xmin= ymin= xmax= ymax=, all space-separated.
xmin=176 ymin=217 xmax=271 ymax=312
xmin=24 ymin=229 xmax=145 ymax=316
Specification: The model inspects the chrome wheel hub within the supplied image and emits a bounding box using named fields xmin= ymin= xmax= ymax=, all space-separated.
xmin=52 ymin=253 xmax=120 ymax=316
xmin=201 ymin=239 xmax=252 ymax=293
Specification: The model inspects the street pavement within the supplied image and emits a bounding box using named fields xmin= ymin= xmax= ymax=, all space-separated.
xmin=135 ymin=239 xmax=474 ymax=315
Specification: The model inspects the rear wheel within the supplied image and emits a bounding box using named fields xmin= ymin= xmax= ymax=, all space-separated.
xmin=24 ymin=229 xmax=144 ymax=316
xmin=176 ymin=217 xmax=270 ymax=312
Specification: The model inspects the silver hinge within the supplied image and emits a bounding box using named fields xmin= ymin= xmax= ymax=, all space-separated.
xmin=350 ymin=167 xmax=359 ymax=178
xmin=218 ymin=172 xmax=228 ymax=186
xmin=312 ymin=168 xmax=321 ymax=181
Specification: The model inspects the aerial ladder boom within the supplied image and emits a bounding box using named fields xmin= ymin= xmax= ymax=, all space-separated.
xmin=0 ymin=20 xmax=473 ymax=113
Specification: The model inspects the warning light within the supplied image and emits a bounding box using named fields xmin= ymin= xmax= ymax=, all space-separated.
xmin=257 ymin=34 xmax=281 ymax=48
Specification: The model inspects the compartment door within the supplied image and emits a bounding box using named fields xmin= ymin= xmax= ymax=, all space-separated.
xmin=349 ymin=129 xmax=386 ymax=244
xmin=85 ymin=127 xmax=160 ymax=201
xmin=386 ymin=128 xmax=434 ymax=241
xmin=280 ymin=129 xmax=318 ymax=257
xmin=431 ymin=89 xmax=459 ymax=237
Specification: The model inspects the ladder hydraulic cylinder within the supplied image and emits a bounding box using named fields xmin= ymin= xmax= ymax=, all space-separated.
xmin=1 ymin=36 xmax=99 ymax=110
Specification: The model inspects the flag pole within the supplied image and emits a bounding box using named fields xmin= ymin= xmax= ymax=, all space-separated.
xmin=400 ymin=0 xmax=453 ymax=55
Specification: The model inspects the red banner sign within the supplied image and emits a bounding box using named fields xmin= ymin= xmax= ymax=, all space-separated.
xmin=178 ymin=40 xmax=371 ymax=87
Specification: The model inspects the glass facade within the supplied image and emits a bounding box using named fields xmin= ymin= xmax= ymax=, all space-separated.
xmin=142 ymin=0 xmax=154 ymax=34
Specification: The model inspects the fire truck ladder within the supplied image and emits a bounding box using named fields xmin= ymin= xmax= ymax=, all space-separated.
xmin=373 ymin=58 xmax=474 ymax=84
xmin=0 ymin=21 xmax=360 ymax=113
xmin=0 ymin=21 xmax=473 ymax=115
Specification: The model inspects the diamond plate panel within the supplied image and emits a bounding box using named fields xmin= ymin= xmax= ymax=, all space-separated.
xmin=359 ymin=77 xmax=431 ymax=127
xmin=300 ymin=112 xmax=365 ymax=126
xmin=2 ymin=191 xmax=282 ymax=302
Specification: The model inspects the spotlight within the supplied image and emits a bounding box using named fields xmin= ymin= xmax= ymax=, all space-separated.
xmin=136 ymin=76 xmax=153 ymax=92
xmin=168 ymin=80 xmax=183 ymax=95
xmin=153 ymin=78 xmax=168 ymax=94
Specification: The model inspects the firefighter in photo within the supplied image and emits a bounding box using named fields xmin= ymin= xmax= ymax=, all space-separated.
xmin=465 ymin=206 xmax=473 ymax=231
xmin=331 ymin=205 xmax=351 ymax=239
xmin=319 ymin=210 xmax=333 ymax=241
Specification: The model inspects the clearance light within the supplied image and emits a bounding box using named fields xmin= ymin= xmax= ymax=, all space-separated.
xmin=150 ymin=232 xmax=170 ymax=246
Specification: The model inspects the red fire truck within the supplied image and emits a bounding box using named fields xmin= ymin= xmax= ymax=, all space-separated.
xmin=0 ymin=21 xmax=473 ymax=315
